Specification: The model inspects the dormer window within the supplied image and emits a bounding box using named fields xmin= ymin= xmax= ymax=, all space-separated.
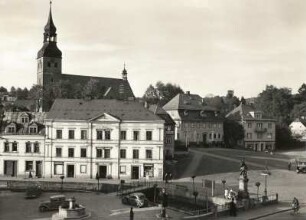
xmin=255 ymin=113 xmax=262 ymax=119
xmin=29 ymin=124 xmax=38 ymax=134
xmin=21 ymin=117 xmax=29 ymax=123
xmin=6 ymin=124 xmax=16 ymax=134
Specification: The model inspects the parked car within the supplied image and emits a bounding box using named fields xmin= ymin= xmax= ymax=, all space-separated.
xmin=39 ymin=195 xmax=69 ymax=212
xmin=121 ymin=192 xmax=148 ymax=208
xmin=25 ymin=184 xmax=42 ymax=199
xmin=296 ymin=158 xmax=306 ymax=173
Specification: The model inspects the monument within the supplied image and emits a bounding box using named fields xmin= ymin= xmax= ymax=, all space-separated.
xmin=238 ymin=159 xmax=249 ymax=199
xmin=52 ymin=197 xmax=90 ymax=220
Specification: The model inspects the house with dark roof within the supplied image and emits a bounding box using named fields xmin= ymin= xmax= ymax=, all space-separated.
xmin=44 ymin=99 xmax=164 ymax=180
xmin=226 ymin=103 xmax=276 ymax=151
xmin=163 ymin=91 xmax=224 ymax=146
xmin=0 ymin=112 xmax=46 ymax=177
xmin=148 ymin=104 xmax=175 ymax=158
xmin=37 ymin=4 xmax=134 ymax=111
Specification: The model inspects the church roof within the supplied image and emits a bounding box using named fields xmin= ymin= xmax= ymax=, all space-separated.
xmin=61 ymin=74 xmax=134 ymax=100
xmin=46 ymin=99 xmax=164 ymax=122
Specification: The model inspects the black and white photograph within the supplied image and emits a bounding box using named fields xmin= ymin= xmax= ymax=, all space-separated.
xmin=0 ymin=0 xmax=306 ymax=219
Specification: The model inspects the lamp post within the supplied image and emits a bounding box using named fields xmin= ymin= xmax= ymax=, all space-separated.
xmin=255 ymin=182 xmax=261 ymax=200
xmin=260 ymin=169 xmax=271 ymax=198
xmin=60 ymin=175 xmax=65 ymax=191
xmin=191 ymin=176 xmax=196 ymax=193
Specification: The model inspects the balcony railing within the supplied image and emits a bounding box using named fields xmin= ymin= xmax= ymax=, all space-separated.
xmin=254 ymin=127 xmax=267 ymax=133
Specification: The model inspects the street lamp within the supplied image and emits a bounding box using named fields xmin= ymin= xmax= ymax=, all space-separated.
xmin=255 ymin=182 xmax=261 ymax=200
xmin=260 ymin=169 xmax=271 ymax=198
xmin=60 ymin=175 xmax=65 ymax=191
xmin=221 ymin=179 xmax=226 ymax=190
xmin=191 ymin=176 xmax=196 ymax=193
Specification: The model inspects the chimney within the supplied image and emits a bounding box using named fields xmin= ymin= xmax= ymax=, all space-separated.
xmin=186 ymin=91 xmax=190 ymax=95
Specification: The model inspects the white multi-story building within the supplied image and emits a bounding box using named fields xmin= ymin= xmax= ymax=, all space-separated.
xmin=0 ymin=112 xmax=46 ymax=177
xmin=44 ymin=99 xmax=165 ymax=180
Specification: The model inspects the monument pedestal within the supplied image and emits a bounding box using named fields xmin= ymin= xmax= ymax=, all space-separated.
xmin=238 ymin=175 xmax=249 ymax=199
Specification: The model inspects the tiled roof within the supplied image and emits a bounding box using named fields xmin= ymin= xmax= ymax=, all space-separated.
xmin=61 ymin=74 xmax=135 ymax=100
xmin=226 ymin=103 xmax=274 ymax=121
xmin=178 ymin=110 xmax=224 ymax=122
xmin=46 ymin=99 xmax=164 ymax=122
xmin=163 ymin=93 xmax=217 ymax=111
xmin=37 ymin=42 xmax=62 ymax=58
xmin=148 ymin=104 xmax=175 ymax=124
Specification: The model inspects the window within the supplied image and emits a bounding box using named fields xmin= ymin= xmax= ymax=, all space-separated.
xmin=68 ymin=130 xmax=75 ymax=139
xmin=81 ymin=130 xmax=87 ymax=140
xmin=54 ymin=62 xmax=58 ymax=68
xmin=133 ymin=149 xmax=139 ymax=159
xmin=247 ymin=133 xmax=252 ymax=139
xmin=133 ymin=131 xmax=139 ymax=141
xmin=104 ymin=149 xmax=110 ymax=158
xmin=96 ymin=149 xmax=102 ymax=158
xmin=218 ymin=133 xmax=221 ymax=139
xmin=146 ymin=131 xmax=152 ymax=141
xmin=56 ymin=148 xmax=62 ymax=157
xmin=12 ymin=142 xmax=18 ymax=152
xmin=54 ymin=163 xmax=64 ymax=175
xmin=21 ymin=117 xmax=28 ymax=123
xmin=80 ymin=165 xmax=87 ymax=173
xmin=165 ymin=137 xmax=172 ymax=144
xmin=81 ymin=148 xmax=87 ymax=158
xmin=247 ymin=123 xmax=252 ymax=128
xmin=47 ymin=62 xmax=51 ymax=67
xmin=256 ymin=123 xmax=263 ymax=128
xmin=120 ymin=131 xmax=126 ymax=140
xmin=213 ymin=133 xmax=217 ymax=139
xmin=97 ymin=130 xmax=103 ymax=140
xmin=146 ymin=149 xmax=152 ymax=159
xmin=56 ymin=130 xmax=62 ymax=139
xmin=26 ymin=142 xmax=31 ymax=153
xmin=68 ymin=148 xmax=74 ymax=157
xmin=34 ymin=142 xmax=40 ymax=153
xmin=105 ymin=130 xmax=111 ymax=140
xmin=268 ymin=123 xmax=272 ymax=129
xmin=255 ymin=113 xmax=262 ymax=119
xmin=209 ymin=133 xmax=212 ymax=139
xmin=29 ymin=127 xmax=37 ymax=134
xmin=25 ymin=161 xmax=33 ymax=171
xmin=120 ymin=166 xmax=126 ymax=174
xmin=267 ymin=133 xmax=272 ymax=139
xmin=8 ymin=126 xmax=15 ymax=133
xmin=257 ymin=133 xmax=263 ymax=139
xmin=120 ymin=149 xmax=126 ymax=159
xmin=4 ymin=142 xmax=9 ymax=152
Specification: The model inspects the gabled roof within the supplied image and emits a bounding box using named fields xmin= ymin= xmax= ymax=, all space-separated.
xmin=148 ymin=104 xmax=175 ymax=125
xmin=46 ymin=99 xmax=163 ymax=122
xmin=291 ymin=118 xmax=306 ymax=127
xmin=163 ymin=93 xmax=217 ymax=111
xmin=226 ymin=103 xmax=274 ymax=121
xmin=61 ymin=74 xmax=135 ymax=100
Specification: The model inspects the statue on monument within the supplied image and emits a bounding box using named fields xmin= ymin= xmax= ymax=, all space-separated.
xmin=240 ymin=159 xmax=248 ymax=179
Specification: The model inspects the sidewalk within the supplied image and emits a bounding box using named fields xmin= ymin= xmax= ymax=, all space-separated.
xmin=218 ymin=202 xmax=305 ymax=220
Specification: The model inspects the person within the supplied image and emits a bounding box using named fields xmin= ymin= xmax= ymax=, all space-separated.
xmin=292 ymin=197 xmax=299 ymax=214
xmin=224 ymin=188 xmax=229 ymax=199
xmin=169 ymin=173 xmax=172 ymax=182
xmin=288 ymin=161 xmax=291 ymax=171
xmin=229 ymin=198 xmax=237 ymax=216
xmin=229 ymin=189 xmax=234 ymax=199
xmin=130 ymin=207 xmax=134 ymax=220
xmin=165 ymin=173 xmax=168 ymax=183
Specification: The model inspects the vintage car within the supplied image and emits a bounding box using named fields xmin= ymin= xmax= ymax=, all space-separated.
xmin=25 ymin=184 xmax=42 ymax=199
xmin=39 ymin=195 xmax=69 ymax=212
xmin=121 ymin=192 xmax=148 ymax=208
xmin=296 ymin=158 xmax=306 ymax=173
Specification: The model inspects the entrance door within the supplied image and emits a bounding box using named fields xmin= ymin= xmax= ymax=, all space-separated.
xmin=99 ymin=165 xmax=107 ymax=178
xmin=131 ymin=166 xmax=139 ymax=180
xmin=202 ymin=133 xmax=207 ymax=144
xmin=4 ymin=161 xmax=17 ymax=177
xmin=67 ymin=165 xmax=75 ymax=178
xmin=36 ymin=161 xmax=42 ymax=178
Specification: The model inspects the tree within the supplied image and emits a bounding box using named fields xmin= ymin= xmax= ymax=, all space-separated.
xmin=255 ymin=85 xmax=293 ymax=124
xmin=223 ymin=119 xmax=244 ymax=148
xmin=143 ymin=81 xmax=184 ymax=105
xmin=28 ymin=85 xmax=43 ymax=100
xmin=275 ymin=124 xmax=301 ymax=149
xmin=290 ymin=102 xmax=306 ymax=119
xmin=0 ymin=86 xmax=7 ymax=93
xmin=10 ymin=86 xmax=17 ymax=96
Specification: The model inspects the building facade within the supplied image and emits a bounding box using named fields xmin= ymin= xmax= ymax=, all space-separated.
xmin=163 ymin=92 xmax=224 ymax=146
xmin=226 ymin=103 xmax=276 ymax=151
xmin=0 ymin=112 xmax=46 ymax=177
xmin=44 ymin=99 xmax=164 ymax=180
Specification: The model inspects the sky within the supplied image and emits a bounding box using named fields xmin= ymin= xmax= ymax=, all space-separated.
xmin=1 ymin=0 xmax=306 ymax=98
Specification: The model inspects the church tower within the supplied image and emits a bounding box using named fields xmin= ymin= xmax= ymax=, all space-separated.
xmin=37 ymin=2 xmax=62 ymax=87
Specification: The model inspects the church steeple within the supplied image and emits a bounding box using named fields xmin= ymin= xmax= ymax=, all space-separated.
xmin=37 ymin=1 xmax=62 ymax=59
xmin=122 ymin=63 xmax=128 ymax=81
xmin=44 ymin=1 xmax=57 ymax=42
